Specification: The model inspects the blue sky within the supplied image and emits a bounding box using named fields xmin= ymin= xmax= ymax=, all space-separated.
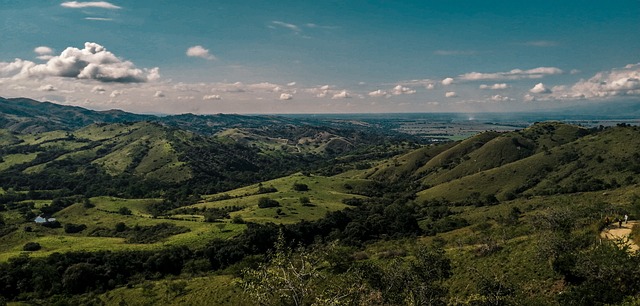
xmin=0 ymin=0 xmax=639 ymax=114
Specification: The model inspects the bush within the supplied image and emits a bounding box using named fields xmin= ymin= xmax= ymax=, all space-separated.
xmin=118 ymin=207 xmax=132 ymax=215
xmin=292 ymin=183 xmax=309 ymax=191
xmin=257 ymin=186 xmax=278 ymax=194
xmin=258 ymin=197 xmax=280 ymax=208
xmin=23 ymin=242 xmax=41 ymax=251
xmin=64 ymin=223 xmax=87 ymax=234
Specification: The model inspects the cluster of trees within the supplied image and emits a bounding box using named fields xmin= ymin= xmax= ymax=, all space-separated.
xmin=88 ymin=222 xmax=190 ymax=244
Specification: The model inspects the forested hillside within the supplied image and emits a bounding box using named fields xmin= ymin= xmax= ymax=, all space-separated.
xmin=2 ymin=99 xmax=640 ymax=305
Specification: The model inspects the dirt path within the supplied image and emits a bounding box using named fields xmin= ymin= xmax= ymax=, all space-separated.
xmin=600 ymin=220 xmax=639 ymax=251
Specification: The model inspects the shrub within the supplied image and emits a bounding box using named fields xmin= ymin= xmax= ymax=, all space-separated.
xmin=292 ymin=183 xmax=309 ymax=191
xmin=118 ymin=207 xmax=132 ymax=215
xmin=258 ymin=197 xmax=280 ymax=208
xmin=23 ymin=242 xmax=41 ymax=251
xmin=64 ymin=223 xmax=87 ymax=234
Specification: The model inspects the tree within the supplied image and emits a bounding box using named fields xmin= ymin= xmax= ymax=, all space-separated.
xmin=118 ymin=207 xmax=132 ymax=215
xmin=23 ymin=242 xmax=41 ymax=251
xmin=258 ymin=197 xmax=280 ymax=208
xmin=292 ymin=183 xmax=309 ymax=192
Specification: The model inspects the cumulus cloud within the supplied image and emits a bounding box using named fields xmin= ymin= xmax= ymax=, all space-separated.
xmin=38 ymin=84 xmax=56 ymax=92
xmin=109 ymin=90 xmax=122 ymax=98
xmin=34 ymin=46 xmax=54 ymax=61
xmin=203 ymin=94 xmax=222 ymax=100
xmin=332 ymin=90 xmax=351 ymax=99
xmin=287 ymin=82 xmax=296 ymax=86
xmin=392 ymin=85 xmax=416 ymax=95
xmin=530 ymin=83 xmax=551 ymax=94
xmin=557 ymin=63 xmax=640 ymax=99
xmin=85 ymin=17 xmax=114 ymax=21
xmin=154 ymin=91 xmax=165 ymax=98
xmin=524 ymin=94 xmax=536 ymax=102
xmin=479 ymin=83 xmax=509 ymax=90
xmin=426 ymin=83 xmax=435 ymax=90
xmin=445 ymin=91 xmax=457 ymax=98
xmin=186 ymin=45 xmax=216 ymax=60
xmin=61 ymin=1 xmax=121 ymax=9
xmin=441 ymin=77 xmax=454 ymax=85
xmin=0 ymin=42 xmax=159 ymax=83
xmin=279 ymin=93 xmax=293 ymax=100
xmin=368 ymin=89 xmax=388 ymax=98
xmin=459 ymin=67 xmax=563 ymax=81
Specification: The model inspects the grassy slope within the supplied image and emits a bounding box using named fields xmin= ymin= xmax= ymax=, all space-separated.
xmin=186 ymin=173 xmax=371 ymax=224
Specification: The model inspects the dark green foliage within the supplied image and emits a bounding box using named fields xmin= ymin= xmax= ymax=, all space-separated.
xmin=292 ymin=183 xmax=309 ymax=191
xmin=118 ymin=207 xmax=132 ymax=215
xmin=23 ymin=242 xmax=41 ymax=251
xmin=257 ymin=197 xmax=280 ymax=208
xmin=83 ymin=198 xmax=95 ymax=208
xmin=256 ymin=186 xmax=278 ymax=194
xmin=64 ymin=223 xmax=87 ymax=234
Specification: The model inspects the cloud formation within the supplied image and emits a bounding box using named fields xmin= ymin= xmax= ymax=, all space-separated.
xmin=368 ymin=89 xmax=388 ymax=98
xmin=332 ymin=90 xmax=351 ymax=99
xmin=559 ymin=63 xmax=640 ymax=99
xmin=34 ymin=46 xmax=54 ymax=61
xmin=445 ymin=91 xmax=457 ymax=98
xmin=529 ymin=83 xmax=551 ymax=94
xmin=0 ymin=42 xmax=159 ymax=83
xmin=61 ymin=1 xmax=121 ymax=9
xmin=459 ymin=67 xmax=563 ymax=81
xmin=186 ymin=45 xmax=216 ymax=60
xmin=279 ymin=93 xmax=293 ymax=100
xmin=203 ymin=94 xmax=222 ymax=100
xmin=392 ymin=85 xmax=416 ymax=95
xmin=441 ymin=77 xmax=454 ymax=85
xmin=479 ymin=83 xmax=509 ymax=90
xmin=271 ymin=21 xmax=301 ymax=33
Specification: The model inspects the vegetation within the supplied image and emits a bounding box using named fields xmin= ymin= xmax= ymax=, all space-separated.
xmin=3 ymin=98 xmax=640 ymax=305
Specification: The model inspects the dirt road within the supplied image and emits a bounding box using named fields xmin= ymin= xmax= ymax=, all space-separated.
xmin=600 ymin=220 xmax=639 ymax=251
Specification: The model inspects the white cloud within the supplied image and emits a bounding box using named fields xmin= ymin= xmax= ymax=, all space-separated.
xmin=38 ymin=84 xmax=56 ymax=92
xmin=445 ymin=91 xmax=457 ymax=98
xmin=287 ymin=82 xmax=296 ymax=86
xmin=441 ymin=77 xmax=454 ymax=86
xmin=85 ymin=17 xmax=114 ymax=21
xmin=490 ymin=94 xmax=513 ymax=102
xmin=459 ymin=67 xmax=563 ymax=81
xmin=523 ymin=41 xmax=558 ymax=47
xmin=279 ymin=93 xmax=293 ymax=100
xmin=524 ymin=94 xmax=536 ymax=102
xmin=186 ymin=45 xmax=216 ymax=60
xmin=557 ymin=63 xmax=640 ymax=99
xmin=392 ymin=85 xmax=416 ymax=95
xmin=154 ymin=91 xmax=165 ymax=98
xmin=271 ymin=21 xmax=301 ymax=32
xmin=34 ymin=46 xmax=53 ymax=55
xmin=0 ymin=42 xmax=159 ymax=83
xmin=434 ymin=50 xmax=476 ymax=56
xmin=203 ymin=94 xmax=222 ymax=100
xmin=426 ymin=83 xmax=435 ymax=90
xmin=110 ymin=90 xmax=122 ymax=98
xmin=479 ymin=83 xmax=509 ymax=90
xmin=368 ymin=89 xmax=388 ymax=98
xmin=91 ymin=86 xmax=106 ymax=94
xmin=332 ymin=90 xmax=351 ymax=99
xmin=530 ymin=83 xmax=551 ymax=94
xmin=570 ymin=69 xmax=581 ymax=75
xmin=61 ymin=1 xmax=121 ymax=9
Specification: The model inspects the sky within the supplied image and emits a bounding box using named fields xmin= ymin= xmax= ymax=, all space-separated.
xmin=0 ymin=0 xmax=639 ymax=114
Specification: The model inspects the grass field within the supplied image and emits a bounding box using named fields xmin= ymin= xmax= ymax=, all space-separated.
xmin=190 ymin=173 xmax=371 ymax=224
xmin=0 ymin=153 xmax=39 ymax=171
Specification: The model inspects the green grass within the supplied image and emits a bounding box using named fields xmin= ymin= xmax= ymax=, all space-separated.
xmin=191 ymin=173 xmax=370 ymax=224
xmin=99 ymin=275 xmax=251 ymax=306
xmin=0 ymin=153 xmax=39 ymax=171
